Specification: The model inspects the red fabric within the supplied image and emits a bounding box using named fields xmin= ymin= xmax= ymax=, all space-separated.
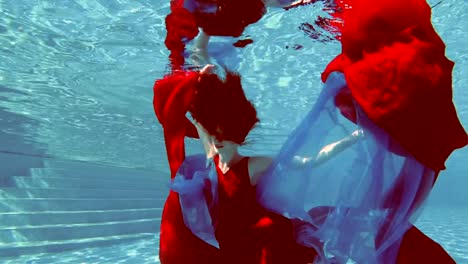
xmin=164 ymin=5 xmax=199 ymax=70
xmin=321 ymin=0 xmax=468 ymax=171
xmin=170 ymin=0 xmax=184 ymax=10
xmin=214 ymin=156 xmax=317 ymax=264
xmin=397 ymin=226 xmax=456 ymax=263
xmin=154 ymin=71 xmax=223 ymax=264
xmin=164 ymin=0 xmax=266 ymax=70
xmin=159 ymin=191 xmax=222 ymax=264
xmin=193 ymin=0 xmax=266 ymax=37
xmin=154 ymin=72 xmax=315 ymax=263
xmin=320 ymin=0 xmax=463 ymax=262
xmin=153 ymin=71 xmax=200 ymax=177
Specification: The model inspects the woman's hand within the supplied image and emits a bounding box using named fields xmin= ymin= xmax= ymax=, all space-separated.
xmin=200 ymin=64 xmax=216 ymax=75
xmin=351 ymin=129 xmax=364 ymax=139
xmin=293 ymin=155 xmax=313 ymax=166
xmin=197 ymin=64 xmax=217 ymax=82
xmin=291 ymin=129 xmax=365 ymax=168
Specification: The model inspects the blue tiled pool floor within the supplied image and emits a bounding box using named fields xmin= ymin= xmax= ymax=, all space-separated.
xmin=3 ymin=236 xmax=160 ymax=264
xmin=3 ymin=206 xmax=468 ymax=264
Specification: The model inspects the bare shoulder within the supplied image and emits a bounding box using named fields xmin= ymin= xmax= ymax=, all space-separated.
xmin=248 ymin=156 xmax=273 ymax=185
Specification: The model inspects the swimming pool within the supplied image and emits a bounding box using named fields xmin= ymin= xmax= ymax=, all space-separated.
xmin=0 ymin=0 xmax=467 ymax=263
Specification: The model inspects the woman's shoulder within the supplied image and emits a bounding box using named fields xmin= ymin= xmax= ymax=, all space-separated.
xmin=247 ymin=156 xmax=273 ymax=185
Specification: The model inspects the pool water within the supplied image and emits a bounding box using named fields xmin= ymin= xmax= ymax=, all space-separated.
xmin=2 ymin=206 xmax=467 ymax=263
xmin=0 ymin=0 xmax=467 ymax=263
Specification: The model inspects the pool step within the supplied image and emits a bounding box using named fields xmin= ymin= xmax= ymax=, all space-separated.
xmin=0 ymin=198 xmax=166 ymax=212
xmin=0 ymin=187 xmax=166 ymax=199
xmin=30 ymin=167 xmax=168 ymax=183
xmin=0 ymin=218 xmax=160 ymax=243
xmin=42 ymin=159 xmax=168 ymax=180
xmin=0 ymin=208 xmax=162 ymax=227
xmin=0 ymin=163 xmax=169 ymax=257
xmin=11 ymin=176 xmax=165 ymax=191
xmin=0 ymin=233 xmax=155 ymax=258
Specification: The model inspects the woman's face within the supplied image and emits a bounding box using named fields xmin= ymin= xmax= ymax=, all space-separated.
xmin=194 ymin=121 xmax=240 ymax=156
xmin=211 ymin=135 xmax=239 ymax=155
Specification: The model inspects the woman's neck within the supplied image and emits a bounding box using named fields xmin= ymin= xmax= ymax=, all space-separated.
xmin=217 ymin=151 xmax=243 ymax=174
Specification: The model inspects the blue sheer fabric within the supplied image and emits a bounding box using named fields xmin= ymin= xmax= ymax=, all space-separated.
xmin=183 ymin=0 xmax=217 ymax=14
xmin=171 ymin=72 xmax=435 ymax=263
xmin=256 ymin=72 xmax=435 ymax=263
xmin=170 ymin=154 xmax=220 ymax=248
xmin=182 ymin=36 xmax=242 ymax=76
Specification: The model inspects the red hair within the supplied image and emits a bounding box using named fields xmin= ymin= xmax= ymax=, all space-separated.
xmin=190 ymin=71 xmax=259 ymax=144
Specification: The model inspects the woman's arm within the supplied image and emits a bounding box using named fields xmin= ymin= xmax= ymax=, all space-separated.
xmin=248 ymin=156 xmax=274 ymax=185
xmin=193 ymin=122 xmax=217 ymax=159
xmin=190 ymin=31 xmax=211 ymax=67
xmin=191 ymin=65 xmax=218 ymax=159
xmin=294 ymin=129 xmax=364 ymax=168
xmin=247 ymin=130 xmax=363 ymax=184
xmin=153 ymin=72 xmax=200 ymax=177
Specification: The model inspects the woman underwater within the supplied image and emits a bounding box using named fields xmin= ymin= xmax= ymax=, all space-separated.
xmin=154 ymin=68 xmax=462 ymax=264
xmin=154 ymin=64 xmax=363 ymax=263
xmin=153 ymin=0 xmax=468 ymax=263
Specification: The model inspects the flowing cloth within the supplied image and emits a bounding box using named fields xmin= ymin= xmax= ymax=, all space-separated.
xmin=153 ymin=72 xmax=223 ymax=264
xmin=322 ymin=0 xmax=468 ymax=171
xmin=164 ymin=0 xmax=266 ymax=70
xmin=156 ymin=1 xmax=467 ymax=263
xmin=169 ymin=72 xmax=460 ymax=263
xmin=172 ymin=155 xmax=317 ymax=264
xmin=257 ymin=72 xmax=438 ymax=263
xmin=164 ymin=0 xmax=309 ymax=70
xmin=257 ymin=0 xmax=467 ymax=262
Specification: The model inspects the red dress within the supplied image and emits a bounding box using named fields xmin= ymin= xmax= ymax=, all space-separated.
xmin=154 ymin=72 xmax=222 ymax=264
xmin=214 ymin=156 xmax=317 ymax=264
